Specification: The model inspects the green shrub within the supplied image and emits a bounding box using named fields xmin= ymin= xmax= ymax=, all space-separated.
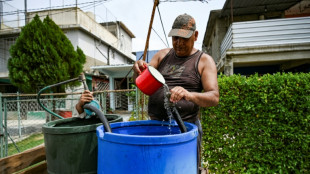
xmin=202 ymin=72 xmax=310 ymax=173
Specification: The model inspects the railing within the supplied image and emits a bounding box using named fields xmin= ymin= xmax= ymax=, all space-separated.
xmin=220 ymin=26 xmax=233 ymax=59
xmin=220 ymin=16 xmax=310 ymax=58
xmin=0 ymin=89 xmax=149 ymax=158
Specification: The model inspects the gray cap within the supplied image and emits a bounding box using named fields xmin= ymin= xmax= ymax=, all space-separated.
xmin=168 ymin=13 xmax=196 ymax=38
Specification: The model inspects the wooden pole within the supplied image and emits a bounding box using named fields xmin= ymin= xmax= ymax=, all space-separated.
xmin=142 ymin=0 xmax=159 ymax=61
xmin=141 ymin=0 xmax=159 ymax=120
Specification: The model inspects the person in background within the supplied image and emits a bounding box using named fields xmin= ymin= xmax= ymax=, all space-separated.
xmin=133 ymin=13 xmax=219 ymax=173
xmin=75 ymin=90 xmax=93 ymax=118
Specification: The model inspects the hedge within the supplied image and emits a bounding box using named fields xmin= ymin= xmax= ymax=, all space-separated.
xmin=201 ymin=72 xmax=310 ymax=173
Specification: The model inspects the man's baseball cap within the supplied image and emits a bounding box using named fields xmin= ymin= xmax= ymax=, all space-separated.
xmin=168 ymin=13 xmax=196 ymax=38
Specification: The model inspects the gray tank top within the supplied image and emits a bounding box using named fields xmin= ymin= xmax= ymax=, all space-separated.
xmin=148 ymin=49 xmax=203 ymax=123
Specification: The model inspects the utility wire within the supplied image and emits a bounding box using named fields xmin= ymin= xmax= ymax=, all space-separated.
xmin=152 ymin=27 xmax=168 ymax=48
xmin=160 ymin=0 xmax=209 ymax=2
xmin=1 ymin=0 xmax=109 ymax=25
xmin=7 ymin=0 xmax=109 ymax=14
xmin=156 ymin=5 xmax=169 ymax=48
xmin=117 ymin=53 xmax=144 ymax=89
xmin=2 ymin=1 xmax=85 ymax=15
xmin=1 ymin=0 xmax=107 ymax=18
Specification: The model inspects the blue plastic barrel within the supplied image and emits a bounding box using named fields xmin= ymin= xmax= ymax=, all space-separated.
xmin=96 ymin=120 xmax=198 ymax=174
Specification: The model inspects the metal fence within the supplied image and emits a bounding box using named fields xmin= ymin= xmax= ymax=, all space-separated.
xmin=0 ymin=89 xmax=149 ymax=158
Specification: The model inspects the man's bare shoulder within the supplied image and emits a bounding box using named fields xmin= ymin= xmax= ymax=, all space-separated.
xmin=198 ymin=52 xmax=217 ymax=74
xmin=150 ymin=48 xmax=172 ymax=67
xmin=152 ymin=48 xmax=171 ymax=60
xmin=157 ymin=48 xmax=172 ymax=58
xmin=200 ymin=52 xmax=216 ymax=65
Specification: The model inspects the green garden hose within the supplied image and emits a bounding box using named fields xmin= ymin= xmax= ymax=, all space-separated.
xmin=37 ymin=77 xmax=80 ymax=119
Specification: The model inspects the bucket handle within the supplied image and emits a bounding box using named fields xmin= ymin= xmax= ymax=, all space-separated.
xmin=139 ymin=64 xmax=148 ymax=73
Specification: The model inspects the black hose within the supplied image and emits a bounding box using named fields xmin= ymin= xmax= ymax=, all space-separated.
xmin=83 ymin=104 xmax=112 ymax=133
xmin=172 ymin=107 xmax=187 ymax=133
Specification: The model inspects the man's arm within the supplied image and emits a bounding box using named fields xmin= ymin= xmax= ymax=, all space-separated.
xmin=132 ymin=48 xmax=171 ymax=83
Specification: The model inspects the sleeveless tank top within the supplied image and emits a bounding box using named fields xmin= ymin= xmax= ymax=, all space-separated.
xmin=148 ymin=49 xmax=203 ymax=123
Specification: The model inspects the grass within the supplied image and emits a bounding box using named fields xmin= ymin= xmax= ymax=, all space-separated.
xmin=7 ymin=133 xmax=44 ymax=156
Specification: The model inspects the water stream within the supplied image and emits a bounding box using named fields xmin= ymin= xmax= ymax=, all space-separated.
xmin=162 ymin=83 xmax=187 ymax=133
xmin=163 ymin=83 xmax=174 ymax=134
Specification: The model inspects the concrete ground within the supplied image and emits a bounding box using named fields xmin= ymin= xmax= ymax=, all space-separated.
xmin=120 ymin=114 xmax=131 ymax=122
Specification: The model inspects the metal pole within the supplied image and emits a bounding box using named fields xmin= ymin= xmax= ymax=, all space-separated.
xmin=71 ymin=88 xmax=74 ymax=113
xmin=75 ymin=0 xmax=78 ymax=24
xmin=24 ymin=0 xmax=27 ymax=25
xmin=98 ymin=92 xmax=101 ymax=112
xmin=17 ymin=9 xmax=19 ymax=28
xmin=0 ymin=1 xmax=3 ymax=30
xmin=0 ymin=93 xmax=3 ymax=158
xmin=103 ymin=92 xmax=106 ymax=115
xmin=49 ymin=0 xmax=51 ymax=16
xmin=48 ymin=93 xmax=53 ymax=122
xmin=135 ymin=88 xmax=139 ymax=119
xmin=93 ymin=0 xmax=96 ymax=21
xmin=4 ymin=98 xmax=8 ymax=157
xmin=230 ymin=0 xmax=233 ymax=22
xmin=17 ymin=92 xmax=21 ymax=138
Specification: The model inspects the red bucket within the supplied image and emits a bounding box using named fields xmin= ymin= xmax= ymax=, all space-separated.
xmin=58 ymin=111 xmax=72 ymax=118
xmin=135 ymin=66 xmax=165 ymax=96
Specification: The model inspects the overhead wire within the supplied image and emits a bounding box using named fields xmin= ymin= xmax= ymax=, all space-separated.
xmin=7 ymin=0 xmax=109 ymax=14
xmin=156 ymin=5 xmax=170 ymax=48
xmin=3 ymin=0 xmax=188 ymax=49
xmin=152 ymin=27 xmax=168 ymax=48
xmin=2 ymin=0 xmax=190 ymax=51
xmin=140 ymin=1 xmax=170 ymax=50
xmin=1 ymin=0 xmax=109 ymax=24
xmin=0 ymin=1 xmax=111 ymax=57
xmin=160 ymin=0 xmax=209 ymax=2
xmin=80 ymin=0 xmax=106 ymax=11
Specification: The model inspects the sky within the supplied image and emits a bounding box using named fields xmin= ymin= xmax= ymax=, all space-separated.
xmin=5 ymin=0 xmax=225 ymax=52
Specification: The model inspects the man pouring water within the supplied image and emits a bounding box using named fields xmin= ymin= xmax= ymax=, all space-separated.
xmin=133 ymin=13 xmax=219 ymax=173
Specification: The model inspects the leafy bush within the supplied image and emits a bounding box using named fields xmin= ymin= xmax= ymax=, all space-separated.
xmin=201 ymin=72 xmax=310 ymax=173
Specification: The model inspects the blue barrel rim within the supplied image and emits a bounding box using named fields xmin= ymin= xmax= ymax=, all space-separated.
xmin=96 ymin=120 xmax=198 ymax=145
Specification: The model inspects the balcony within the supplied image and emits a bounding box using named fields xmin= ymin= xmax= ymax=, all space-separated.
xmin=218 ymin=16 xmax=310 ymax=74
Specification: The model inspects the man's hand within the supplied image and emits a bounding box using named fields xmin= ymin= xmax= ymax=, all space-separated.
xmin=76 ymin=90 xmax=94 ymax=114
xmin=169 ymin=86 xmax=193 ymax=103
xmin=133 ymin=60 xmax=148 ymax=75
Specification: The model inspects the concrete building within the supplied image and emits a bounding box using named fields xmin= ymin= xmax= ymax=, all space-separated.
xmin=0 ymin=7 xmax=136 ymax=92
xmin=203 ymin=0 xmax=310 ymax=76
